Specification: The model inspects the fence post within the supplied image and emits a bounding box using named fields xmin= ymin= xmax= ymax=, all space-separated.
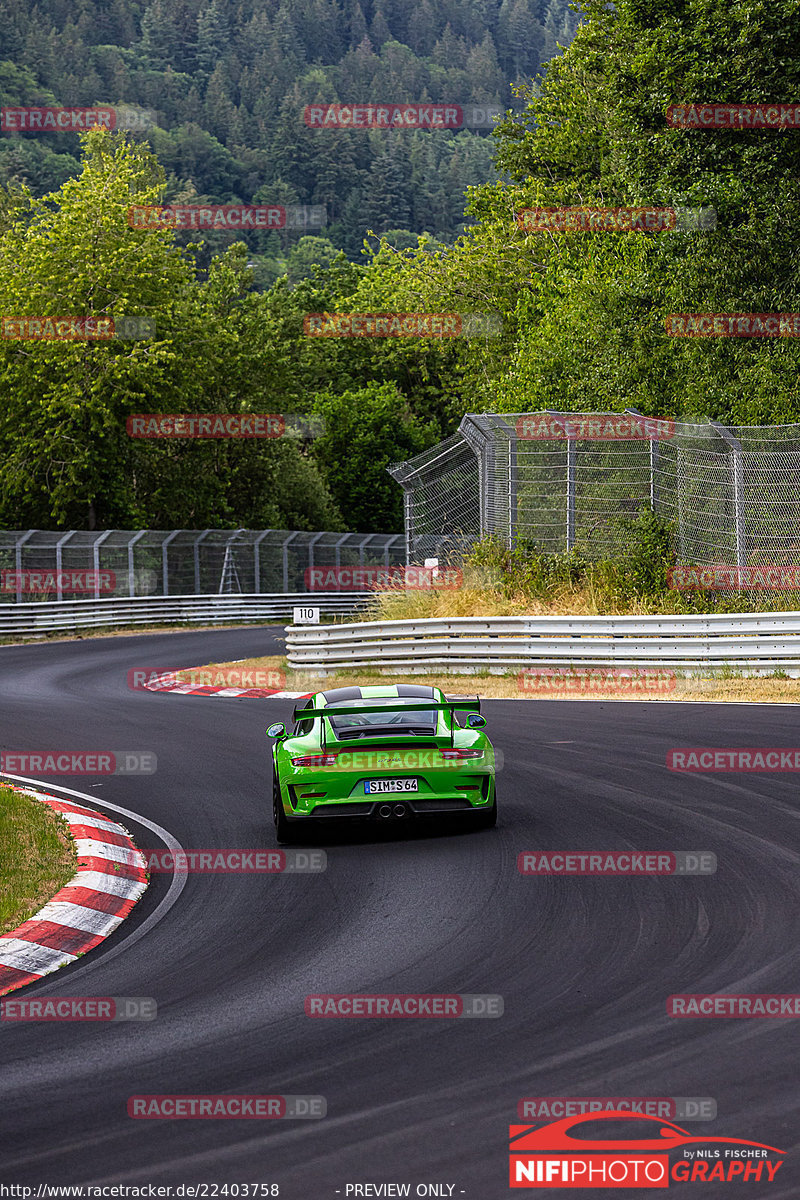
xmin=282 ymin=532 xmax=299 ymax=592
xmin=193 ymin=530 xmax=212 ymax=594
xmin=403 ymin=488 xmax=413 ymax=562
xmin=334 ymin=532 xmax=350 ymax=571
xmin=127 ymin=530 xmax=147 ymax=596
xmin=92 ymin=529 xmax=113 ymax=599
xmin=676 ymin=447 xmax=687 ymax=561
xmin=15 ymin=531 xmax=35 ymax=603
xmin=712 ymin=421 xmax=746 ymax=576
xmin=485 ymin=413 xmax=517 ymax=549
xmin=253 ymin=530 xmax=272 ymax=594
xmin=566 ymin=439 xmax=576 ymax=549
xmin=625 ymin=408 xmax=659 ymax=512
xmin=161 ymin=530 xmax=180 ymax=596
xmin=384 ymin=534 xmax=401 ymax=566
xmin=55 ymin=531 xmax=75 ymax=602
xmin=307 ymin=532 xmax=325 ymax=583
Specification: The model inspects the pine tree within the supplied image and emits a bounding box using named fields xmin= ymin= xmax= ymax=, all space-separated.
xmin=197 ymin=0 xmax=230 ymax=76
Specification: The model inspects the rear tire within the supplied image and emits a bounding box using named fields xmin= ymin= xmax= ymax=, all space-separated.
xmin=474 ymin=786 xmax=497 ymax=829
xmin=273 ymin=768 xmax=296 ymax=844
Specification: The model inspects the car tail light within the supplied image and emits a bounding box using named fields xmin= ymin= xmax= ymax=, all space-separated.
xmin=291 ymin=753 xmax=338 ymax=767
xmin=441 ymin=748 xmax=484 ymax=760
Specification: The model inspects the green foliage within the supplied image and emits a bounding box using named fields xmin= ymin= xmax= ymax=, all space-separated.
xmin=0 ymin=130 xmax=344 ymax=530
xmin=466 ymin=513 xmax=676 ymax=606
xmin=311 ymin=382 xmax=437 ymax=530
xmin=370 ymin=0 xmax=800 ymax=421
xmin=0 ymin=0 xmax=580 ymax=261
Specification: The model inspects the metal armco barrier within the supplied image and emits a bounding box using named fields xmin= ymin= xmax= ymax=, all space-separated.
xmin=0 ymin=593 xmax=370 ymax=637
xmin=285 ymin=612 xmax=800 ymax=676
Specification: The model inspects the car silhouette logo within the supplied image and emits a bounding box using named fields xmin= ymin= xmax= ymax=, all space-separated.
xmin=510 ymin=1111 xmax=784 ymax=1154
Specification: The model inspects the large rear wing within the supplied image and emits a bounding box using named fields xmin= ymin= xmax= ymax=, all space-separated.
xmin=292 ymin=698 xmax=481 ymax=722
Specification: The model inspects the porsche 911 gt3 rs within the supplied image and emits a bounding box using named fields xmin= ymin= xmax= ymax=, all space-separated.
xmin=267 ymin=684 xmax=497 ymax=842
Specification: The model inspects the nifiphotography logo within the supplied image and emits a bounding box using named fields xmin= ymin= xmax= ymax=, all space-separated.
xmin=508 ymin=1112 xmax=785 ymax=1187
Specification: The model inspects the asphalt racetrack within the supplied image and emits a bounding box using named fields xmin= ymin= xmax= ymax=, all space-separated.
xmin=1 ymin=627 xmax=799 ymax=1197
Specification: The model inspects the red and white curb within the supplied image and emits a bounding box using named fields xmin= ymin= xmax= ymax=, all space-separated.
xmin=0 ymin=785 xmax=147 ymax=996
xmin=142 ymin=672 xmax=311 ymax=700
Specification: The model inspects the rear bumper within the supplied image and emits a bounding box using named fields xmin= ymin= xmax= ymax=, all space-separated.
xmin=289 ymin=781 xmax=494 ymax=822
xmin=303 ymin=796 xmax=478 ymax=819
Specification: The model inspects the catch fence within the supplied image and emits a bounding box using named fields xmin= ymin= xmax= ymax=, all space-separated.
xmin=0 ymin=529 xmax=405 ymax=602
xmin=389 ymin=412 xmax=800 ymax=587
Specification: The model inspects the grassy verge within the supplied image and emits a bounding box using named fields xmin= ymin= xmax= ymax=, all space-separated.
xmin=174 ymin=656 xmax=800 ymax=704
xmin=0 ymin=786 xmax=77 ymax=934
xmin=354 ymin=519 xmax=800 ymax=623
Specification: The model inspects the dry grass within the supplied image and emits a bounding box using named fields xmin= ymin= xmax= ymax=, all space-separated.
xmin=177 ymin=656 xmax=800 ymax=705
xmin=357 ymin=578 xmax=619 ymax=621
xmin=0 ymin=786 xmax=77 ymax=934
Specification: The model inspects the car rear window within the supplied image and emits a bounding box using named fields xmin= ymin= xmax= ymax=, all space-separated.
xmin=326 ymin=700 xmax=439 ymax=736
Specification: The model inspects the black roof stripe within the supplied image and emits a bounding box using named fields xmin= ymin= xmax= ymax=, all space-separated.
xmin=320 ymin=686 xmax=363 ymax=704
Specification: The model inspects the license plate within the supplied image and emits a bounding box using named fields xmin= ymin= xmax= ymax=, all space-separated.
xmin=364 ymin=778 xmax=419 ymax=794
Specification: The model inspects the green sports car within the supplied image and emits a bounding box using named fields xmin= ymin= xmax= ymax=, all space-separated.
xmin=267 ymin=684 xmax=497 ymax=842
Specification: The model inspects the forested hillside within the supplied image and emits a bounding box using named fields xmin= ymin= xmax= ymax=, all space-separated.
xmin=0 ymin=0 xmax=796 ymax=537
xmin=0 ymin=0 xmax=578 ymax=277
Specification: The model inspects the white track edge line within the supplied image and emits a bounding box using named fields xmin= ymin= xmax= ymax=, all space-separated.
xmin=0 ymin=773 xmax=187 ymax=989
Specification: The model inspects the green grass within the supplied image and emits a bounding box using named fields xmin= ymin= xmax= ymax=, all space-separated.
xmin=0 ymin=786 xmax=77 ymax=934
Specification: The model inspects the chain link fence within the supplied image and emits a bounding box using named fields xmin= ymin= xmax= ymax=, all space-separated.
xmin=0 ymin=529 xmax=405 ymax=602
xmin=389 ymin=411 xmax=800 ymax=589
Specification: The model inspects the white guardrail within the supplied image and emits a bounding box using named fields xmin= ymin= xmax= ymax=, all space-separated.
xmin=285 ymin=612 xmax=800 ymax=676
xmin=0 ymin=593 xmax=371 ymax=637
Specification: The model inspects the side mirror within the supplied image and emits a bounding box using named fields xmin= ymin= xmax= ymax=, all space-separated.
xmin=467 ymin=713 xmax=486 ymax=728
xmin=267 ymin=722 xmax=286 ymax=739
